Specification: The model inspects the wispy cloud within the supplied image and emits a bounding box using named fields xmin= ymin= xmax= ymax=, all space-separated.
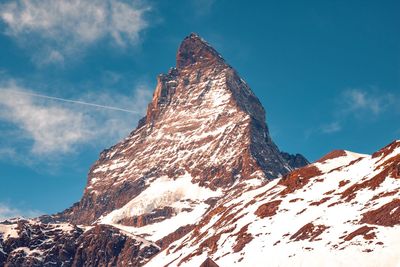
xmin=0 ymin=80 xmax=152 ymax=156
xmin=315 ymin=88 xmax=397 ymax=136
xmin=0 ymin=0 xmax=150 ymax=64
xmin=342 ymin=88 xmax=394 ymax=116
xmin=0 ymin=85 xmax=92 ymax=154
xmin=0 ymin=202 xmax=41 ymax=220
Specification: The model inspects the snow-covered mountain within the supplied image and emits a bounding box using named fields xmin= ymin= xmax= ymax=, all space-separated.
xmin=57 ymin=33 xmax=306 ymax=227
xmin=1 ymin=34 xmax=399 ymax=267
xmin=147 ymin=141 xmax=400 ymax=266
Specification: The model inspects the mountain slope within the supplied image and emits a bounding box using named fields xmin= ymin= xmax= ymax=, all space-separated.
xmin=2 ymin=140 xmax=399 ymax=266
xmin=147 ymin=141 xmax=400 ymax=267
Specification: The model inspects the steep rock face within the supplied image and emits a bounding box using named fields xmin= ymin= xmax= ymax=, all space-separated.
xmin=61 ymin=33 xmax=304 ymax=225
xmin=280 ymin=152 xmax=309 ymax=169
xmin=0 ymin=219 xmax=159 ymax=267
xmin=147 ymin=141 xmax=400 ymax=267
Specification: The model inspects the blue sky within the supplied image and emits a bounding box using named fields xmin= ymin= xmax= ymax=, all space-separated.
xmin=0 ymin=0 xmax=399 ymax=219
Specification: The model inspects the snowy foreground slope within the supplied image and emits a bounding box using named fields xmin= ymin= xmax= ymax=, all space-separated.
xmin=147 ymin=141 xmax=400 ymax=267
xmin=1 ymin=33 xmax=399 ymax=266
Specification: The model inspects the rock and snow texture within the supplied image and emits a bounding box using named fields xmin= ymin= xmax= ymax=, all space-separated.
xmin=59 ymin=33 xmax=305 ymax=226
xmin=4 ymin=33 xmax=398 ymax=267
xmin=147 ymin=141 xmax=400 ymax=267
xmin=99 ymin=172 xmax=223 ymax=242
xmin=0 ymin=219 xmax=159 ymax=266
xmin=2 ymin=141 xmax=399 ymax=267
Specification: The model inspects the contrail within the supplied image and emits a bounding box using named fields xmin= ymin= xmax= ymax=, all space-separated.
xmin=6 ymin=90 xmax=141 ymax=114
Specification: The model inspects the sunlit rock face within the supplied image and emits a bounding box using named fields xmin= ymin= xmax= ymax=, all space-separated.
xmin=60 ymin=33 xmax=304 ymax=225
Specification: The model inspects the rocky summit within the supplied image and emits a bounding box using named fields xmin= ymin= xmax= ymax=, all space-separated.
xmin=59 ymin=33 xmax=307 ymax=226
xmin=1 ymin=34 xmax=399 ymax=267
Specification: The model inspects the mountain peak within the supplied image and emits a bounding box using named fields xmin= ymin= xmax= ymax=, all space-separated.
xmin=176 ymin=33 xmax=224 ymax=69
xmin=57 ymin=33 xmax=306 ymax=226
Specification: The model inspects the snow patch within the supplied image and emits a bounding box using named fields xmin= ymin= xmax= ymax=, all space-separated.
xmin=0 ymin=223 xmax=19 ymax=241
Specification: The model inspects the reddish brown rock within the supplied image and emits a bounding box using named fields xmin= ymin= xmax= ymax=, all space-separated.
xmin=254 ymin=200 xmax=282 ymax=218
xmin=338 ymin=180 xmax=350 ymax=187
xmin=157 ymin=224 xmax=195 ymax=250
xmin=72 ymin=225 xmax=159 ymax=267
xmin=341 ymin=167 xmax=394 ymax=202
xmin=289 ymin=198 xmax=304 ymax=203
xmin=290 ymin=223 xmax=329 ymax=241
xmin=317 ymin=150 xmax=348 ymax=163
xmin=310 ymin=197 xmax=331 ymax=206
xmin=371 ymin=190 xmax=398 ymax=201
xmin=200 ymin=257 xmax=220 ymax=267
xmin=360 ymin=199 xmax=400 ymax=226
xmin=343 ymin=226 xmax=377 ymax=241
xmin=278 ymin=165 xmax=322 ymax=195
xmin=372 ymin=140 xmax=400 ymax=159
xmin=232 ymin=224 xmax=253 ymax=252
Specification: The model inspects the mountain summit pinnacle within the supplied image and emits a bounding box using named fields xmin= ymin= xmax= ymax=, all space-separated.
xmin=59 ymin=33 xmax=308 ymax=225
xmin=176 ymin=33 xmax=225 ymax=69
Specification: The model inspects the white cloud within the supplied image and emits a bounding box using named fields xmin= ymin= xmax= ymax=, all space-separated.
xmin=342 ymin=88 xmax=394 ymax=116
xmin=315 ymin=88 xmax=396 ymax=136
xmin=0 ymin=0 xmax=150 ymax=64
xmin=0 ymin=81 xmax=152 ymax=156
xmin=0 ymin=84 xmax=92 ymax=154
xmin=0 ymin=203 xmax=41 ymax=220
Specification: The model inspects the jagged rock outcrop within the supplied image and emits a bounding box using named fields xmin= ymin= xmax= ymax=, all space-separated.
xmin=280 ymin=152 xmax=309 ymax=169
xmin=0 ymin=219 xmax=159 ymax=267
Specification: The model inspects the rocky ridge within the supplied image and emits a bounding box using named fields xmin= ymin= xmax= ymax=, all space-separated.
xmin=0 ymin=219 xmax=159 ymax=266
